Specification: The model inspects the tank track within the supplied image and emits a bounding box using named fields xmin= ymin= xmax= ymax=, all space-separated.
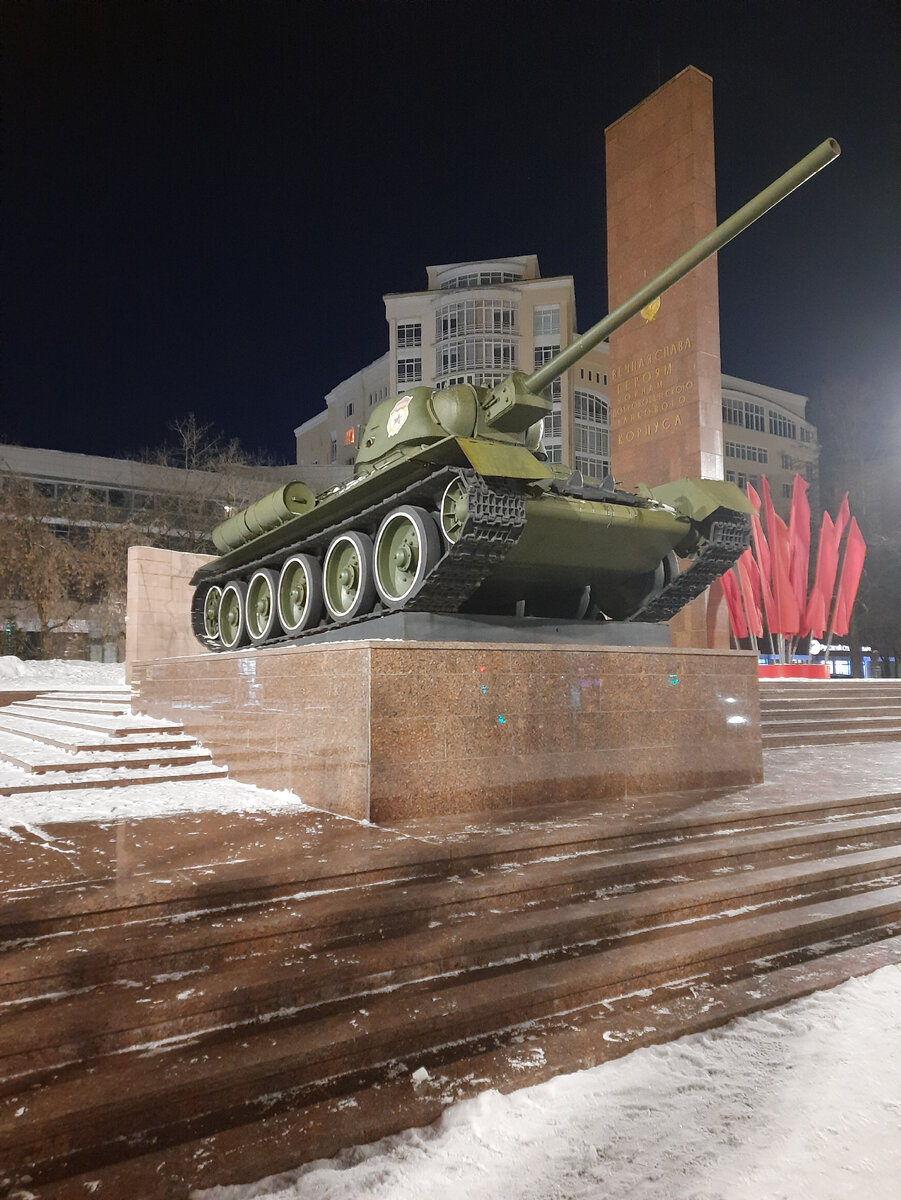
xmin=626 ymin=511 xmax=751 ymax=624
xmin=192 ymin=467 xmax=527 ymax=648
xmin=410 ymin=470 xmax=526 ymax=612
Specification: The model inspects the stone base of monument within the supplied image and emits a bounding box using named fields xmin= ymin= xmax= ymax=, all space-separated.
xmin=131 ymin=636 xmax=762 ymax=822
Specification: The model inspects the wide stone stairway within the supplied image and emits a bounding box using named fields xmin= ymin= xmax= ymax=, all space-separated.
xmin=2 ymin=739 xmax=901 ymax=1198
xmin=0 ymin=689 xmax=227 ymax=796
xmin=760 ymin=679 xmax=901 ymax=748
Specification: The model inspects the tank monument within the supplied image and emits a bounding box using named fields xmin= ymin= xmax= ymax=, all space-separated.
xmin=21 ymin=80 xmax=893 ymax=1200
xmin=130 ymin=138 xmax=839 ymax=821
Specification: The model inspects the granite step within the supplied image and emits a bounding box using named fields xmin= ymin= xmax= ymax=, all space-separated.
xmin=0 ymin=729 xmax=213 ymax=775
xmin=5 ymin=805 xmax=901 ymax=993
xmin=31 ymin=932 xmax=900 ymax=1200
xmin=4 ymin=887 xmax=900 ymax=1193
xmin=3 ymin=790 xmax=901 ymax=943
xmin=22 ymin=701 xmax=133 ymax=718
xmin=760 ymin=700 xmax=901 ymax=716
xmin=763 ymin=727 xmax=901 ymax=748
xmin=0 ymin=712 xmax=197 ymax=753
xmin=3 ymin=847 xmax=900 ymax=1080
xmin=0 ymin=762 xmax=228 ymax=796
xmin=0 ymin=704 xmax=184 ymax=736
xmin=762 ymin=714 xmax=901 ymax=734
xmin=760 ymin=682 xmax=901 ymax=695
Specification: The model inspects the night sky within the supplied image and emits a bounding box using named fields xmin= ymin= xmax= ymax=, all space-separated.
xmin=2 ymin=0 xmax=898 ymax=465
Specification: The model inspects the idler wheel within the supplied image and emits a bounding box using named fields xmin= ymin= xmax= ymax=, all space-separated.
xmin=439 ymin=475 xmax=469 ymax=544
xmin=373 ymin=505 xmax=441 ymax=608
xmin=202 ymin=585 xmax=223 ymax=641
xmin=323 ymin=531 xmax=376 ymax=622
xmin=277 ymin=554 xmax=324 ymax=634
xmin=246 ymin=569 xmax=280 ymax=645
xmin=218 ymin=580 xmax=250 ymax=650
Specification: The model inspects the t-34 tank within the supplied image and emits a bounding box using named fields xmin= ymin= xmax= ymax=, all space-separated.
xmin=191 ymin=139 xmax=839 ymax=650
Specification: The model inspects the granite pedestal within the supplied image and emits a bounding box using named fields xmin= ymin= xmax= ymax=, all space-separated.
xmin=131 ymin=639 xmax=762 ymax=823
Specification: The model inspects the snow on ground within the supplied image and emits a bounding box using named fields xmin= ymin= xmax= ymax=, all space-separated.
xmin=0 ymin=658 xmax=310 ymax=828
xmin=0 ymin=654 xmax=126 ymax=689
xmin=196 ymin=965 xmax=901 ymax=1200
xmin=0 ymin=778 xmax=310 ymax=832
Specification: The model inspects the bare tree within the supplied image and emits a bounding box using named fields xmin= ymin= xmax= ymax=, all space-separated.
xmin=1 ymin=420 xmax=288 ymax=658
xmin=0 ymin=477 xmax=95 ymax=657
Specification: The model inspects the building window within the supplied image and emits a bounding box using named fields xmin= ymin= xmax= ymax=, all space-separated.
xmin=344 ymin=427 xmax=356 ymax=446
xmin=439 ymin=270 xmax=523 ymax=290
xmin=437 ymin=339 xmax=516 ymax=380
xmin=781 ymin=452 xmax=792 ymax=469
xmin=330 ymin=436 xmax=337 ymax=463
xmin=436 ymin=300 xmax=517 ymax=341
xmin=726 ymin=470 xmax=736 ymax=484
xmin=543 ymin=406 xmax=563 ymax=463
xmin=344 ymin=401 xmax=354 ymax=418
xmin=573 ymin=389 xmax=610 ymax=479
xmin=533 ymin=306 xmax=560 ymax=337
xmin=397 ymin=358 xmax=422 ymax=384
xmin=723 ymin=398 xmax=765 ymax=431
xmin=800 ymin=426 xmax=813 ymax=443
xmin=534 ymin=345 xmax=561 ymax=403
xmin=725 ymin=441 xmax=767 ymax=464
xmin=769 ymin=411 xmax=797 ymax=439
xmin=397 ymin=322 xmax=421 ymax=349
xmin=782 ymin=482 xmax=792 ymax=498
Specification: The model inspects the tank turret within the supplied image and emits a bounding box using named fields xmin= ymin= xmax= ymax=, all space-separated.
xmin=191 ymin=139 xmax=839 ymax=650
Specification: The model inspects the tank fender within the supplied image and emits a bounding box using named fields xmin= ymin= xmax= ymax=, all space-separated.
xmin=455 ymin=437 xmax=554 ymax=480
xmin=649 ymin=478 xmax=754 ymax=523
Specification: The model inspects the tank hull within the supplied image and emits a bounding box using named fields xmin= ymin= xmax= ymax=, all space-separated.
xmin=190 ymin=449 xmax=751 ymax=649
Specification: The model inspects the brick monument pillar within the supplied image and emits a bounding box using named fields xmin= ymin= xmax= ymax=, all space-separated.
xmin=605 ymin=66 xmax=728 ymax=648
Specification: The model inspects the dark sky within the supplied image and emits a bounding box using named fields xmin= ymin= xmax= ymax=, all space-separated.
xmin=2 ymin=0 xmax=898 ymax=464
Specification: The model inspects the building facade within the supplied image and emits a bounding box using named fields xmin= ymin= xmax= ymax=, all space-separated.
xmin=721 ymin=374 xmax=819 ymax=510
xmin=296 ymin=256 xmax=612 ymax=482
xmin=0 ymin=443 xmax=315 ymax=659
xmin=295 ymin=257 xmax=818 ymax=520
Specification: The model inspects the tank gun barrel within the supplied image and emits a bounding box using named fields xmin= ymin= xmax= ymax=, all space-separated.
xmin=524 ymin=137 xmax=840 ymax=396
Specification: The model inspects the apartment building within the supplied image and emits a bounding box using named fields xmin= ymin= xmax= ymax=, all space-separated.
xmin=721 ymin=374 xmax=819 ymax=511
xmin=295 ymin=255 xmax=612 ymax=482
xmin=295 ymin=257 xmax=818 ymax=520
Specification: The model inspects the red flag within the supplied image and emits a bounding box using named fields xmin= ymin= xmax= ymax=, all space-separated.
xmin=803 ymin=583 xmax=828 ymax=639
xmin=721 ymin=569 xmax=748 ymax=640
xmin=834 ymin=492 xmax=850 ymax=542
xmin=831 ymin=518 xmax=867 ymax=637
xmin=746 ymin=481 xmax=773 ymax=623
xmin=769 ymin=510 xmax=801 ymax=634
xmin=760 ymin=474 xmax=778 ymax=544
xmin=788 ymin=474 xmax=811 ymax=616
xmin=737 ymin=550 xmax=764 ymax=638
xmin=804 ymin=511 xmax=839 ymax=637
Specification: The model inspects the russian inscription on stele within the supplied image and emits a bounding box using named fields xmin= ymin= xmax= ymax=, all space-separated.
xmin=610 ymin=335 xmax=695 ymax=446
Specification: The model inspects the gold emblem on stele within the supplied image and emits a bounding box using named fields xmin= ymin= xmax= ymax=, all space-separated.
xmin=641 ymin=296 xmax=661 ymax=323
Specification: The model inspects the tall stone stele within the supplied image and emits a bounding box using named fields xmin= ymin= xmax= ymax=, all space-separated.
xmin=605 ymin=67 xmax=727 ymax=647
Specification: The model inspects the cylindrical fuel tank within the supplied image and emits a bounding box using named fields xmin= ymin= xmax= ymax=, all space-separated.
xmin=211 ymin=482 xmax=316 ymax=554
